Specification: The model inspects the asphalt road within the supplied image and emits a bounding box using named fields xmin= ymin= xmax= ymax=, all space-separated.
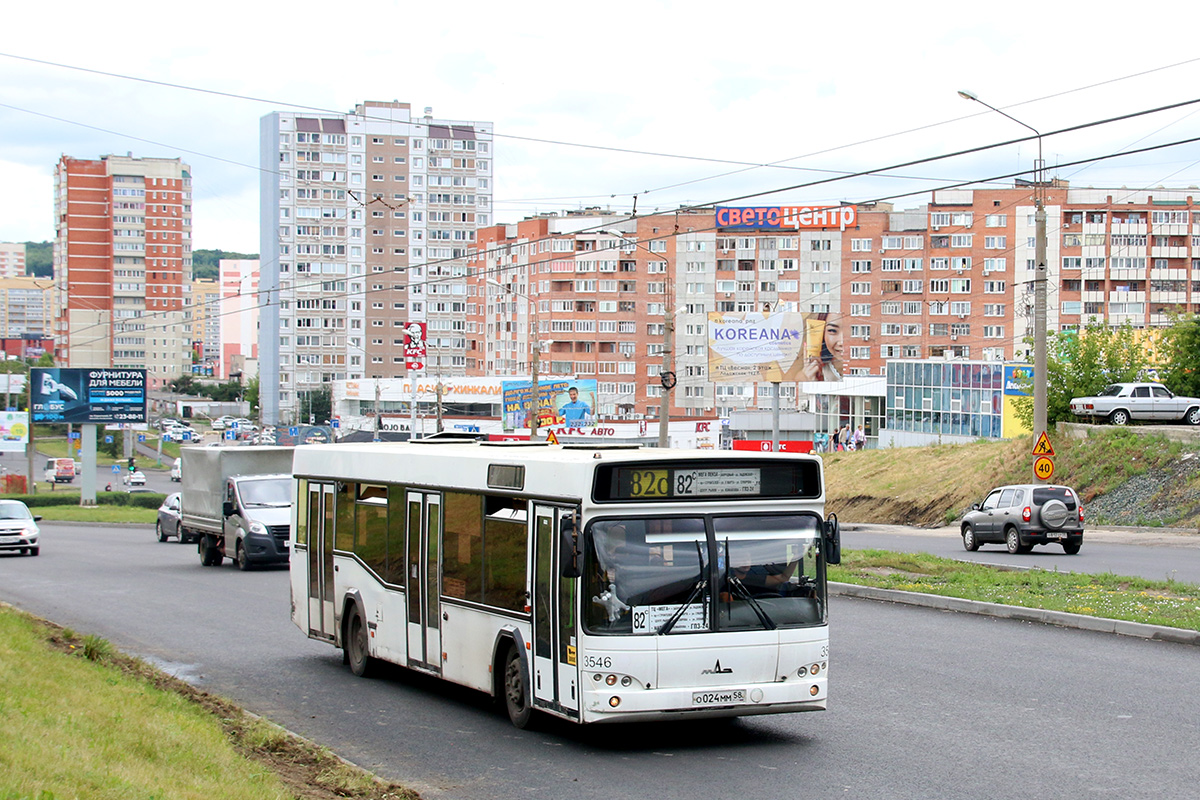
xmin=1 ymin=523 xmax=1197 ymax=800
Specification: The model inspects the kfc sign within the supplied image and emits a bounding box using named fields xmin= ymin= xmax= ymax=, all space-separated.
xmin=403 ymin=321 xmax=427 ymax=371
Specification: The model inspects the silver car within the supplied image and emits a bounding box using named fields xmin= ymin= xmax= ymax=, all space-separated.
xmin=0 ymin=499 xmax=41 ymax=556
xmin=1069 ymin=382 xmax=1200 ymax=426
xmin=961 ymin=484 xmax=1084 ymax=555
xmin=156 ymin=492 xmax=190 ymax=543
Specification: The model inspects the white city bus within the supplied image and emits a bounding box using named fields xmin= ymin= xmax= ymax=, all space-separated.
xmin=290 ymin=439 xmax=840 ymax=727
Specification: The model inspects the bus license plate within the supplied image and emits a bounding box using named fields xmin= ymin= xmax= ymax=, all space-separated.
xmin=692 ymin=690 xmax=746 ymax=706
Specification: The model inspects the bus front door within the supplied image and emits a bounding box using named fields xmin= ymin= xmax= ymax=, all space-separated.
xmin=532 ymin=504 xmax=579 ymax=717
xmin=405 ymin=491 xmax=442 ymax=674
xmin=306 ymin=482 xmax=337 ymax=641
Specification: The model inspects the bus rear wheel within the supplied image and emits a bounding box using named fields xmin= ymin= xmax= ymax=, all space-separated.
xmin=347 ymin=609 xmax=374 ymax=678
xmin=503 ymin=646 xmax=533 ymax=729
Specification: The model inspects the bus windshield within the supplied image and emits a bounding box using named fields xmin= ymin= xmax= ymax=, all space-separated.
xmin=585 ymin=514 xmax=824 ymax=634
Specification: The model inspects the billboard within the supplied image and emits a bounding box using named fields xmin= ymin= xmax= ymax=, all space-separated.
xmin=0 ymin=411 xmax=28 ymax=453
xmin=502 ymin=378 xmax=598 ymax=430
xmin=707 ymin=311 xmax=844 ymax=383
xmin=30 ymin=368 xmax=147 ymax=424
xmin=715 ymin=205 xmax=857 ymax=231
xmin=403 ymin=321 xmax=427 ymax=371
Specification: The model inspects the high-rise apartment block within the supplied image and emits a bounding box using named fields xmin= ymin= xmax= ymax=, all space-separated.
xmin=52 ymin=154 xmax=193 ymax=388
xmin=190 ymin=277 xmax=220 ymax=370
xmin=259 ymin=101 xmax=494 ymax=424
xmin=0 ymin=243 xmax=26 ymax=278
xmin=218 ymin=258 xmax=260 ymax=380
xmin=468 ymin=182 xmax=1200 ymax=421
xmin=0 ymin=277 xmax=53 ymax=338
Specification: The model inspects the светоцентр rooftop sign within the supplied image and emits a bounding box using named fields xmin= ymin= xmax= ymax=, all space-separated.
xmin=715 ymin=205 xmax=857 ymax=230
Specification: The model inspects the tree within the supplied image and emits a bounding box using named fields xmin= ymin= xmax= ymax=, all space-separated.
xmin=1158 ymin=314 xmax=1200 ymax=399
xmin=1013 ymin=320 xmax=1150 ymax=428
xmin=243 ymin=376 xmax=259 ymax=412
xmin=168 ymin=373 xmax=199 ymax=395
xmin=300 ymin=387 xmax=332 ymax=424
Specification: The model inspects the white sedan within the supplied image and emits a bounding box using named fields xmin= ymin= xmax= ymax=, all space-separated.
xmin=0 ymin=499 xmax=41 ymax=556
xmin=123 ymin=470 xmax=147 ymax=487
xmin=1069 ymin=382 xmax=1200 ymax=426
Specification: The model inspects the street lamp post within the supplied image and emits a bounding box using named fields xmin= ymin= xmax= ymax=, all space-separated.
xmin=489 ymin=279 xmax=543 ymax=441
xmin=602 ymin=230 xmax=675 ymax=448
xmin=959 ymin=90 xmax=1048 ymax=478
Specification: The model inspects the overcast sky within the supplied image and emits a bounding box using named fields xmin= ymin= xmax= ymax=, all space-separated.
xmin=3 ymin=1 xmax=1200 ymax=253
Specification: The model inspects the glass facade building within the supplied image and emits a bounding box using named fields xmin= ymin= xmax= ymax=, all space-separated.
xmin=885 ymin=360 xmax=1006 ymax=439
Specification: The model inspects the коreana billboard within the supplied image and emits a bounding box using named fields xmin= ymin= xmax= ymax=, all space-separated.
xmin=30 ymin=368 xmax=147 ymax=424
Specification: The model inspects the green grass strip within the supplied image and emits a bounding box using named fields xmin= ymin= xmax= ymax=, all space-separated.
xmin=830 ymin=549 xmax=1200 ymax=631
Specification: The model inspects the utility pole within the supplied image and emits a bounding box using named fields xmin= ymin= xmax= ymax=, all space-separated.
xmin=959 ymin=90 xmax=1048 ymax=481
xmin=658 ymin=306 xmax=674 ymax=449
xmin=373 ymin=380 xmax=381 ymax=442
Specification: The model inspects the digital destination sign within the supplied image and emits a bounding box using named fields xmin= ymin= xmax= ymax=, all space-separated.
xmin=595 ymin=460 xmax=821 ymax=502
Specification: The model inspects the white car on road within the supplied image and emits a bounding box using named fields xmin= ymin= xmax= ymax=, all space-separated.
xmin=123 ymin=470 xmax=147 ymax=487
xmin=1069 ymin=382 xmax=1200 ymax=426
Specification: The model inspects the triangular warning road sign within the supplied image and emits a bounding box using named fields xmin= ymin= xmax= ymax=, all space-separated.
xmin=1032 ymin=431 xmax=1055 ymax=456
xmin=545 ymin=430 xmax=559 ymax=445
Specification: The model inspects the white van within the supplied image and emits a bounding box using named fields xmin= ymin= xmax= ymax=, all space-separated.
xmin=170 ymin=460 xmax=182 ymax=482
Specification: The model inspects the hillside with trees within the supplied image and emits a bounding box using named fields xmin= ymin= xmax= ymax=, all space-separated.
xmin=192 ymin=249 xmax=257 ymax=280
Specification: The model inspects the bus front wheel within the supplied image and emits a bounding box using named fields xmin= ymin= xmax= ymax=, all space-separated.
xmin=503 ymin=646 xmax=533 ymax=729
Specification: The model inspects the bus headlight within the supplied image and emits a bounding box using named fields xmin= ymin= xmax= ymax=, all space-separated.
xmin=609 ymin=696 xmax=621 ymax=708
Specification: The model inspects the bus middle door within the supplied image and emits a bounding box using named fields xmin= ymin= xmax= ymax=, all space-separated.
xmin=405 ymin=490 xmax=442 ymax=674
xmin=532 ymin=504 xmax=579 ymax=717
xmin=305 ymin=481 xmax=337 ymax=641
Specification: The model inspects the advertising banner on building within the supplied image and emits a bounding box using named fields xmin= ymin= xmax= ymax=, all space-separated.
xmin=403 ymin=321 xmax=427 ymax=371
xmin=29 ymin=368 xmax=147 ymax=424
xmin=708 ymin=311 xmax=844 ymax=383
xmin=715 ymin=205 xmax=857 ymax=231
xmin=502 ymin=378 xmax=597 ymax=430
xmin=0 ymin=411 xmax=29 ymax=453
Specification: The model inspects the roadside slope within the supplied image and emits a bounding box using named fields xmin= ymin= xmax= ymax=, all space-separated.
xmin=823 ymin=427 xmax=1200 ymax=529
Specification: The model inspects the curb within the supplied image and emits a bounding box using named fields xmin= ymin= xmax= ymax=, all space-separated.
xmin=830 ymin=581 xmax=1200 ymax=646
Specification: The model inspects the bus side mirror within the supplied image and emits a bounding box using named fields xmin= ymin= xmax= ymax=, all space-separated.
xmin=560 ymin=515 xmax=582 ymax=579
xmin=823 ymin=513 xmax=841 ymax=565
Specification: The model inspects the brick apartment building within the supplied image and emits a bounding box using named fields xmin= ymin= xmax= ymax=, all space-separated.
xmin=467 ymin=182 xmax=1200 ymax=422
xmin=52 ymin=154 xmax=193 ymax=389
xmin=259 ymin=101 xmax=493 ymax=425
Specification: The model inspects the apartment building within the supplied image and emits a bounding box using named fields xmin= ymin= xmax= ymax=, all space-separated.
xmin=190 ymin=277 xmax=220 ymax=368
xmin=470 ymin=183 xmax=1200 ymax=422
xmin=218 ymin=258 xmax=259 ymax=379
xmin=0 ymin=277 xmax=53 ymax=337
xmin=469 ymin=208 xmax=847 ymax=420
xmin=259 ymin=101 xmax=493 ymax=425
xmin=0 ymin=243 xmax=25 ymax=278
xmin=52 ymin=154 xmax=193 ymax=388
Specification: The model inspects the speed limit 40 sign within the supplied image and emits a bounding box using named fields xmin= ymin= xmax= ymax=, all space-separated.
xmin=1033 ymin=455 xmax=1055 ymax=481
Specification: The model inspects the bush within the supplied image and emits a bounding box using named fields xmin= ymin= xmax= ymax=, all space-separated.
xmin=1 ymin=492 xmax=166 ymax=509
xmin=98 ymin=493 xmax=166 ymax=509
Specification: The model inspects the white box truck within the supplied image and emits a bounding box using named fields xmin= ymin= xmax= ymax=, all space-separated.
xmin=179 ymin=446 xmax=295 ymax=571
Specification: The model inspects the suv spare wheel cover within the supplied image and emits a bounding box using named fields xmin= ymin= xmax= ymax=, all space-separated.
xmin=1040 ymin=499 xmax=1070 ymax=530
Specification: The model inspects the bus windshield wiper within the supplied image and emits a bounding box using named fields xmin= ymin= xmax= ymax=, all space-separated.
xmin=727 ymin=575 xmax=777 ymax=630
xmin=658 ymin=541 xmax=707 ymax=635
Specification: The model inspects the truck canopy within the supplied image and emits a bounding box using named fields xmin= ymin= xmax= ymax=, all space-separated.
xmin=180 ymin=446 xmax=295 ymax=529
